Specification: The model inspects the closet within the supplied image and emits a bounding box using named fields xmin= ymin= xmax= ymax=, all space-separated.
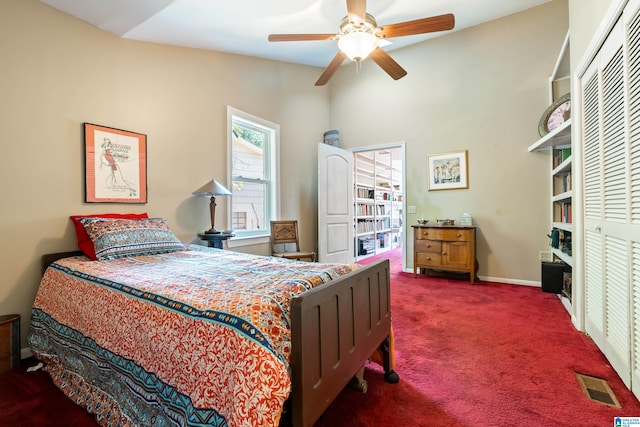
xmin=577 ymin=0 xmax=640 ymax=394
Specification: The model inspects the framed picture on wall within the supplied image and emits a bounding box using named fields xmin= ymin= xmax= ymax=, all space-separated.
xmin=84 ymin=123 xmax=147 ymax=203
xmin=427 ymin=149 xmax=469 ymax=191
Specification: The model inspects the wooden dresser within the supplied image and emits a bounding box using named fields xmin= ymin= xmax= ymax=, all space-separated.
xmin=412 ymin=225 xmax=478 ymax=284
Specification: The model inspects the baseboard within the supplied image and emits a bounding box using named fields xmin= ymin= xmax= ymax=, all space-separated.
xmin=402 ymin=267 xmax=540 ymax=287
xmin=21 ymin=347 xmax=33 ymax=360
xmin=479 ymin=276 xmax=540 ymax=287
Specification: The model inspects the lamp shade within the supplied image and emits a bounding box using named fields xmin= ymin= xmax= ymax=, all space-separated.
xmin=338 ymin=32 xmax=378 ymax=61
xmin=192 ymin=180 xmax=232 ymax=197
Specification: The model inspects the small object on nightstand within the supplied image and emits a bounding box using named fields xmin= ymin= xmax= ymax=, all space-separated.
xmin=198 ymin=232 xmax=235 ymax=249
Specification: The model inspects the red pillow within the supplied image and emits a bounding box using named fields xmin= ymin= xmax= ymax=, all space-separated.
xmin=70 ymin=213 xmax=149 ymax=260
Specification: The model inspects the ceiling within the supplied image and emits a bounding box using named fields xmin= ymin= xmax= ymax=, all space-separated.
xmin=40 ymin=0 xmax=552 ymax=68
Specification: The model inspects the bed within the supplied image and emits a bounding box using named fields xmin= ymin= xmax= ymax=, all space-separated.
xmin=29 ymin=217 xmax=395 ymax=427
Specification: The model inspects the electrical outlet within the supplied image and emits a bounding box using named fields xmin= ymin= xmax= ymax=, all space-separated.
xmin=539 ymin=251 xmax=552 ymax=262
xmin=408 ymin=205 xmax=416 ymax=214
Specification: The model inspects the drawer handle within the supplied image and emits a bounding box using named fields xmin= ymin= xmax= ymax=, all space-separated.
xmin=426 ymin=256 xmax=431 ymax=260
xmin=456 ymin=233 xmax=461 ymax=237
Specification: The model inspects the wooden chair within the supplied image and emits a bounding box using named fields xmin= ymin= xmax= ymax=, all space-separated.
xmin=270 ymin=220 xmax=316 ymax=262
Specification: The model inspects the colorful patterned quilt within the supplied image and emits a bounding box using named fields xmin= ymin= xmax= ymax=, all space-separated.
xmin=29 ymin=245 xmax=359 ymax=427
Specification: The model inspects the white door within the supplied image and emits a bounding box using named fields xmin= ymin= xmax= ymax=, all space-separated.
xmin=581 ymin=9 xmax=640 ymax=393
xmin=318 ymin=143 xmax=354 ymax=263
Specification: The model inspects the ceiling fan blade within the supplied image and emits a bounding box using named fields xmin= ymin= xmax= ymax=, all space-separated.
xmin=369 ymin=48 xmax=407 ymax=80
xmin=346 ymin=0 xmax=366 ymax=24
xmin=377 ymin=13 xmax=455 ymax=39
xmin=268 ymin=34 xmax=336 ymax=42
xmin=315 ymin=52 xmax=347 ymax=86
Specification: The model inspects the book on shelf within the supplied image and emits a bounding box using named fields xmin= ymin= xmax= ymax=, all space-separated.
xmin=554 ymin=148 xmax=572 ymax=167
xmin=356 ymin=187 xmax=375 ymax=199
xmin=559 ymin=201 xmax=572 ymax=223
xmin=357 ymin=203 xmax=372 ymax=216
xmin=562 ymin=172 xmax=571 ymax=192
xmin=356 ymin=219 xmax=375 ymax=233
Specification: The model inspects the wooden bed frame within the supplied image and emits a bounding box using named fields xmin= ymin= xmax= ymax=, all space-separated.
xmin=41 ymin=251 xmax=396 ymax=427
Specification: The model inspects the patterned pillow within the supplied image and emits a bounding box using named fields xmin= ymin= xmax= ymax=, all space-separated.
xmin=70 ymin=213 xmax=149 ymax=260
xmin=79 ymin=217 xmax=186 ymax=260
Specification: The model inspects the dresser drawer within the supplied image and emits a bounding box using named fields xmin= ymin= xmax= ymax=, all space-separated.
xmin=415 ymin=252 xmax=442 ymax=266
xmin=415 ymin=227 xmax=472 ymax=242
xmin=415 ymin=239 xmax=441 ymax=253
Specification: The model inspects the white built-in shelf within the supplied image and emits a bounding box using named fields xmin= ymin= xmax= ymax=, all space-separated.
xmin=552 ymin=190 xmax=572 ymax=202
xmin=553 ymin=155 xmax=572 ymax=175
xmin=552 ymin=248 xmax=572 ymax=266
xmin=528 ymin=119 xmax=572 ymax=152
xmin=552 ymin=222 xmax=572 ymax=232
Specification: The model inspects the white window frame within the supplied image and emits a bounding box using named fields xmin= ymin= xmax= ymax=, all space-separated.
xmin=226 ymin=106 xmax=279 ymax=247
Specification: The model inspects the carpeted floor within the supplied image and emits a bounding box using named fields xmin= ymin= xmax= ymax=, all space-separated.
xmin=315 ymin=248 xmax=640 ymax=426
xmin=3 ymin=248 xmax=640 ymax=426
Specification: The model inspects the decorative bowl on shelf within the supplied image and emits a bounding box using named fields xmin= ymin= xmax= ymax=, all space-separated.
xmin=436 ymin=219 xmax=454 ymax=226
xmin=417 ymin=219 xmax=429 ymax=225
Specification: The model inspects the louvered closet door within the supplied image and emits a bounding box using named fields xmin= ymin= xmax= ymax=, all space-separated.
xmin=581 ymin=15 xmax=633 ymax=388
xmin=602 ymin=21 xmax=630 ymax=387
xmin=580 ymin=0 xmax=640 ymax=397
xmin=625 ymin=0 xmax=640 ymax=395
xmin=582 ymin=58 xmax=605 ymax=351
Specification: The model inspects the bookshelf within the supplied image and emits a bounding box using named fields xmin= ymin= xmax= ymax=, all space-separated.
xmin=354 ymin=149 xmax=403 ymax=259
xmin=528 ymin=30 xmax=572 ymax=310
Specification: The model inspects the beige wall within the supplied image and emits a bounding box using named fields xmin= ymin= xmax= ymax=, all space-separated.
xmin=1 ymin=0 xmax=329 ymax=350
xmin=2 ymin=0 xmax=605 ymax=352
xmin=329 ymin=1 xmax=569 ymax=282
xmin=569 ymin=0 xmax=616 ymax=69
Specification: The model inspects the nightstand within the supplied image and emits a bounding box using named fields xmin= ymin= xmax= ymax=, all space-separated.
xmin=0 ymin=314 xmax=20 ymax=373
xmin=198 ymin=232 xmax=235 ymax=249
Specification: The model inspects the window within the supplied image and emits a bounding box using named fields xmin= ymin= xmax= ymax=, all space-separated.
xmin=227 ymin=106 xmax=279 ymax=239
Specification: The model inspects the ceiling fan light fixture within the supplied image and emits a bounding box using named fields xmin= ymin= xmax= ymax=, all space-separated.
xmin=338 ymin=31 xmax=378 ymax=61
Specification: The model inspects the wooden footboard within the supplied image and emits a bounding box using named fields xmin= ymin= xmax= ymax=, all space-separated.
xmin=289 ymin=259 xmax=392 ymax=427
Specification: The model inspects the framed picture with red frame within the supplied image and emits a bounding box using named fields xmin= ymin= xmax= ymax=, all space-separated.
xmin=84 ymin=123 xmax=147 ymax=203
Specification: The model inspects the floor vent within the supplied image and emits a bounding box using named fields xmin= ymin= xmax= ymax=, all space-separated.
xmin=576 ymin=373 xmax=621 ymax=408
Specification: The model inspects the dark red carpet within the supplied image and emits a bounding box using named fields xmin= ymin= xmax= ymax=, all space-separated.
xmin=3 ymin=248 xmax=640 ymax=426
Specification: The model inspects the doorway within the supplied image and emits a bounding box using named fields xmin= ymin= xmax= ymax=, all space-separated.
xmin=352 ymin=143 xmax=406 ymax=271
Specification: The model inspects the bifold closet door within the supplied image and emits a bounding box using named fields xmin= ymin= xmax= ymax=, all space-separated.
xmin=581 ymin=15 xmax=632 ymax=388
xmin=624 ymin=0 xmax=640 ymax=396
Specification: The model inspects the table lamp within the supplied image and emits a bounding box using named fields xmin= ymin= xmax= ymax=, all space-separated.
xmin=192 ymin=179 xmax=232 ymax=234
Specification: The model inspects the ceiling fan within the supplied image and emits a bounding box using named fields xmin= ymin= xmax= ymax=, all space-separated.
xmin=268 ymin=0 xmax=455 ymax=86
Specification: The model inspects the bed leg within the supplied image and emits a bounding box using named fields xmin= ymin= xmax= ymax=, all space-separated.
xmin=349 ymin=365 xmax=368 ymax=393
xmin=382 ymin=336 xmax=400 ymax=384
